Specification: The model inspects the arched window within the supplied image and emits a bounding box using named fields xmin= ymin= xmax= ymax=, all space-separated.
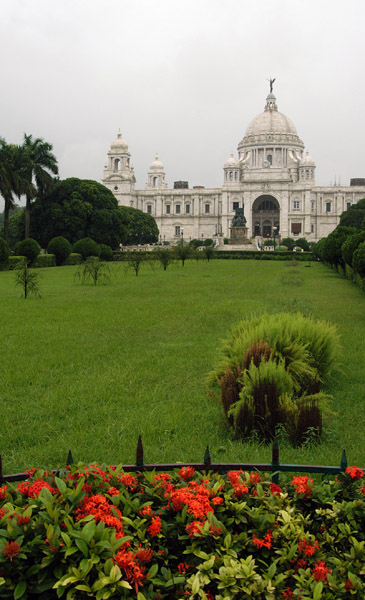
xmin=114 ymin=158 xmax=120 ymax=171
xmin=153 ymin=176 xmax=158 ymax=187
xmin=267 ymin=154 xmax=272 ymax=165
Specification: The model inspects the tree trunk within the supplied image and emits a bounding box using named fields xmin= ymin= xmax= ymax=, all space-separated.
xmin=25 ymin=195 xmax=31 ymax=239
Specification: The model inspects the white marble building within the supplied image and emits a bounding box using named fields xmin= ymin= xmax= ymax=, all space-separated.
xmin=102 ymin=90 xmax=365 ymax=244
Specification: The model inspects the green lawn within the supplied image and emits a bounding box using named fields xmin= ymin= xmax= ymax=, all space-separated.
xmin=0 ymin=259 xmax=364 ymax=474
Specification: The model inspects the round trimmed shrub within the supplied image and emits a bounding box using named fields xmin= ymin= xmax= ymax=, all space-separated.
xmin=341 ymin=230 xmax=365 ymax=267
xmin=0 ymin=238 xmax=10 ymax=264
xmin=99 ymin=244 xmax=113 ymax=261
xmin=14 ymin=238 xmax=41 ymax=265
xmin=47 ymin=236 xmax=72 ymax=266
xmin=72 ymin=237 xmax=100 ymax=261
xmin=353 ymin=241 xmax=365 ymax=277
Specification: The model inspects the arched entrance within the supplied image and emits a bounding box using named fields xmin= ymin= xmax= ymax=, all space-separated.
xmin=252 ymin=195 xmax=280 ymax=238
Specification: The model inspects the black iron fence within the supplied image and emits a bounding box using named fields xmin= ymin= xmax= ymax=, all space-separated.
xmin=1 ymin=436 xmax=354 ymax=486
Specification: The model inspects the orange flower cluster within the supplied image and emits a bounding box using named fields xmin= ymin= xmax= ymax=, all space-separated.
xmin=227 ymin=470 xmax=249 ymax=498
xmin=113 ymin=548 xmax=146 ymax=593
xmin=75 ymin=494 xmax=125 ymax=539
xmin=312 ymin=560 xmax=332 ymax=582
xmin=291 ymin=476 xmax=314 ymax=497
xmin=16 ymin=479 xmax=57 ymax=498
xmin=3 ymin=541 xmax=21 ymax=561
xmin=179 ymin=466 xmax=196 ymax=480
xmin=252 ymin=530 xmax=273 ymax=550
xmin=298 ymin=536 xmax=319 ymax=557
xmin=0 ymin=485 xmax=7 ymax=500
xmin=345 ymin=466 xmax=365 ymax=480
xmin=16 ymin=513 xmax=31 ymax=526
xmin=147 ymin=515 xmax=162 ymax=536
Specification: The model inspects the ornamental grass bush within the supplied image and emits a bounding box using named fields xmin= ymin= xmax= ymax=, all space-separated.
xmin=0 ymin=463 xmax=364 ymax=599
xmin=210 ymin=313 xmax=339 ymax=446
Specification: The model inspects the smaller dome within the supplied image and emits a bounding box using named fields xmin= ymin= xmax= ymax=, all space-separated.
xmin=111 ymin=131 xmax=128 ymax=152
xmin=224 ymin=152 xmax=238 ymax=168
xmin=301 ymin=151 xmax=315 ymax=166
xmin=150 ymin=154 xmax=164 ymax=171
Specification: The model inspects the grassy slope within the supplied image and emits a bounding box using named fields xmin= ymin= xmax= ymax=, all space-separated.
xmin=0 ymin=259 xmax=364 ymax=473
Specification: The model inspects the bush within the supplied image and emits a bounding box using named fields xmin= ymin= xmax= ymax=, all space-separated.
xmin=47 ymin=236 xmax=72 ymax=266
xmin=14 ymin=238 xmax=41 ymax=265
xmin=295 ymin=237 xmax=311 ymax=251
xmin=353 ymin=241 xmax=365 ymax=277
xmin=33 ymin=254 xmax=56 ymax=268
xmin=341 ymin=230 xmax=365 ymax=267
xmin=1 ymin=464 xmax=365 ymax=600
xmin=203 ymin=238 xmax=214 ymax=247
xmin=72 ymin=237 xmax=100 ymax=260
xmin=0 ymin=238 xmax=10 ymax=264
xmin=63 ymin=253 xmax=82 ymax=265
xmin=281 ymin=237 xmax=295 ymax=250
xmin=8 ymin=256 xmax=26 ymax=270
xmin=99 ymin=243 xmax=113 ymax=261
xmin=210 ymin=313 xmax=339 ymax=445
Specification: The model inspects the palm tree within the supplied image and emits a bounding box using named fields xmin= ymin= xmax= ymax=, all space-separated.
xmin=0 ymin=140 xmax=32 ymax=242
xmin=22 ymin=134 xmax=58 ymax=238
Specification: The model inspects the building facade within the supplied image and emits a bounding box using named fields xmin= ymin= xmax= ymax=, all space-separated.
xmin=102 ymin=91 xmax=365 ymax=244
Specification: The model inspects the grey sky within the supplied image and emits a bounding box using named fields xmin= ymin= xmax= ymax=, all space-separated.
xmin=1 ymin=0 xmax=365 ymax=211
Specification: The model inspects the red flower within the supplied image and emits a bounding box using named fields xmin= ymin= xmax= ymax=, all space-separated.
xmin=282 ymin=589 xmax=294 ymax=599
xmin=0 ymin=485 xmax=7 ymax=500
xmin=291 ymin=476 xmax=314 ymax=497
xmin=345 ymin=577 xmax=354 ymax=592
xmin=16 ymin=514 xmax=31 ymax=526
xmin=113 ymin=549 xmax=145 ymax=593
xmin=119 ymin=473 xmax=138 ymax=491
xmin=209 ymin=524 xmax=222 ymax=536
xmin=212 ymin=496 xmax=224 ymax=506
xmin=139 ymin=505 xmax=153 ymax=516
xmin=3 ymin=541 xmax=21 ymax=561
xmin=107 ymin=486 xmax=120 ymax=496
xmin=360 ymin=485 xmax=365 ymax=497
xmin=269 ymin=482 xmax=283 ymax=496
xmin=177 ymin=562 xmax=193 ymax=573
xmin=179 ymin=466 xmax=196 ymax=480
xmin=252 ymin=530 xmax=273 ymax=549
xmin=298 ymin=536 xmax=319 ymax=557
xmin=233 ymin=483 xmax=249 ymax=498
xmin=25 ymin=467 xmax=36 ymax=477
xmin=346 ymin=466 xmax=365 ymax=480
xmin=312 ymin=560 xmax=331 ymax=582
xmin=147 ymin=516 xmax=162 ymax=537
xmin=249 ymin=472 xmax=263 ymax=485
xmin=27 ymin=480 xmax=57 ymax=498
xmin=16 ymin=481 xmax=30 ymax=495
xmin=186 ymin=520 xmax=203 ymax=537
xmin=227 ymin=470 xmax=242 ymax=485
xmin=134 ymin=546 xmax=154 ymax=564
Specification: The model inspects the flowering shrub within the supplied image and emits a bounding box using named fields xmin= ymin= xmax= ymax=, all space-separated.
xmin=0 ymin=464 xmax=364 ymax=599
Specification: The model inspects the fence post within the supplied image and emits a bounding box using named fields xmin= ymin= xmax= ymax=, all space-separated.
xmin=340 ymin=449 xmax=347 ymax=472
xmin=204 ymin=445 xmax=211 ymax=468
xmin=136 ymin=435 xmax=144 ymax=468
xmin=66 ymin=450 xmax=73 ymax=466
xmin=271 ymin=437 xmax=280 ymax=484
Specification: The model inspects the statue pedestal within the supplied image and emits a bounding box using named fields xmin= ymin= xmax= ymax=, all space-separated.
xmin=229 ymin=226 xmax=250 ymax=245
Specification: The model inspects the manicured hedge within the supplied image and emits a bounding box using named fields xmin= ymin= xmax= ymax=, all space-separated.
xmin=64 ymin=252 xmax=83 ymax=265
xmin=33 ymin=254 xmax=57 ymax=268
xmin=214 ymin=250 xmax=316 ymax=261
xmin=7 ymin=256 xmax=27 ymax=270
xmin=0 ymin=463 xmax=364 ymax=599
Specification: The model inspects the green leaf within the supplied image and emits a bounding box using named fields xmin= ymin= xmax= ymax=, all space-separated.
xmin=55 ymin=476 xmax=68 ymax=496
xmin=14 ymin=581 xmax=27 ymax=600
xmin=313 ymin=581 xmax=323 ymax=600
xmin=267 ymin=561 xmax=277 ymax=579
xmin=148 ymin=563 xmax=158 ymax=579
xmin=82 ymin=519 xmax=96 ymax=543
xmin=75 ymin=538 xmax=89 ymax=558
xmin=137 ymin=593 xmax=147 ymax=600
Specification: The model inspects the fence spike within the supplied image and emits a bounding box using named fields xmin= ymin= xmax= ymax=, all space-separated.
xmin=66 ymin=450 xmax=73 ymax=466
xmin=340 ymin=449 xmax=347 ymax=471
xmin=271 ymin=437 xmax=280 ymax=484
xmin=204 ymin=445 xmax=211 ymax=467
xmin=136 ymin=435 xmax=144 ymax=468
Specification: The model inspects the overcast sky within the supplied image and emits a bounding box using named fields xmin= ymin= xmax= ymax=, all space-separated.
xmin=1 ymin=0 xmax=365 ymax=210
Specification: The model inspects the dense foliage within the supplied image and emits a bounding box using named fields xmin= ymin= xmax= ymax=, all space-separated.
xmin=338 ymin=198 xmax=365 ymax=229
xmin=119 ymin=206 xmax=159 ymax=245
xmin=0 ymin=238 xmax=10 ymax=264
xmin=14 ymin=238 xmax=41 ymax=265
xmin=30 ymin=179 xmax=128 ymax=249
xmin=353 ymin=241 xmax=365 ymax=278
xmin=99 ymin=244 xmax=113 ymax=261
xmin=210 ymin=313 xmax=339 ymax=446
xmin=47 ymin=237 xmax=72 ymax=266
xmin=72 ymin=238 xmax=100 ymax=261
xmin=0 ymin=464 xmax=364 ymax=599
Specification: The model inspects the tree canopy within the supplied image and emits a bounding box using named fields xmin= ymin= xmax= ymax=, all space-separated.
xmin=119 ymin=206 xmax=159 ymax=245
xmin=30 ymin=178 xmax=129 ymax=248
xmin=339 ymin=198 xmax=365 ymax=230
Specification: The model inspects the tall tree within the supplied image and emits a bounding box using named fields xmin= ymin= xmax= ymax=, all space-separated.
xmin=22 ymin=134 xmax=58 ymax=238
xmin=0 ymin=140 xmax=32 ymax=242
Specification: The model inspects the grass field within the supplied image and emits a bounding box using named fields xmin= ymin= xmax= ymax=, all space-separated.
xmin=0 ymin=258 xmax=364 ymax=474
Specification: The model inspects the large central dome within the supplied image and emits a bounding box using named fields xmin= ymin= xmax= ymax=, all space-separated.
xmin=238 ymin=92 xmax=304 ymax=156
xmin=245 ymin=94 xmax=298 ymax=136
